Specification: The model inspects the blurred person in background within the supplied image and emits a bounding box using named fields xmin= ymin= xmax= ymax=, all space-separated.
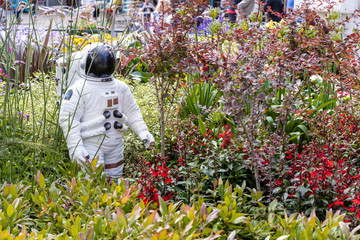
xmin=226 ymin=0 xmax=242 ymax=24
xmin=263 ymin=0 xmax=284 ymax=22
xmin=153 ymin=0 xmax=171 ymax=22
xmin=82 ymin=0 xmax=99 ymax=20
xmin=13 ymin=0 xmax=29 ymax=24
xmin=237 ymin=0 xmax=254 ymax=19
xmin=105 ymin=0 xmax=123 ymax=22
xmin=139 ymin=0 xmax=156 ymax=19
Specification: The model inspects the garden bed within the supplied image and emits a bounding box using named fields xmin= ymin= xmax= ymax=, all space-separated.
xmin=1 ymin=1 xmax=360 ymax=238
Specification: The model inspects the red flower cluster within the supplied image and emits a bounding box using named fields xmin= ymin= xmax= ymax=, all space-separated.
xmin=135 ymin=155 xmax=175 ymax=205
xmin=217 ymin=125 xmax=233 ymax=148
xmin=283 ymin=143 xmax=354 ymax=197
xmin=171 ymin=122 xmax=243 ymax=196
xmin=176 ymin=125 xmax=216 ymax=161
xmin=266 ymin=111 xmax=360 ymax=223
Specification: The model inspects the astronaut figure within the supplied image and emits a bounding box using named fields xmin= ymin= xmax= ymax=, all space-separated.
xmin=55 ymin=51 xmax=82 ymax=101
xmin=59 ymin=44 xmax=154 ymax=180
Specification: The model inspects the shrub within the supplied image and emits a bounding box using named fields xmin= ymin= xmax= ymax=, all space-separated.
xmin=163 ymin=119 xmax=254 ymax=202
xmin=262 ymin=104 xmax=360 ymax=223
xmin=1 ymin=167 xmax=360 ymax=239
xmin=122 ymin=81 xmax=159 ymax=173
xmin=0 ymin=72 xmax=69 ymax=183
xmin=133 ymin=154 xmax=176 ymax=205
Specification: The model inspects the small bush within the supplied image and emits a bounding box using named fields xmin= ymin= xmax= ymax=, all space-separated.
xmin=262 ymin=104 xmax=360 ymax=224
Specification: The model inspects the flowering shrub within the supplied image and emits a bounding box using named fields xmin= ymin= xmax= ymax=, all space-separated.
xmin=263 ymin=105 xmax=360 ymax=222
xmin=170 ymin=120 xmax=252 ymax=202
xmin=134 ymin=154 xmax=176 ymax=205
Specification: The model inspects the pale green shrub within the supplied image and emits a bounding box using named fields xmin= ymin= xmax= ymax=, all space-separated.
xmin=121 ymin=80 xmax=159 ymax=173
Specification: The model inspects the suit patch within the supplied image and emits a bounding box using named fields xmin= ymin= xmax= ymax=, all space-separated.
xmin=64 ymin=89 xmax=73 ymax=100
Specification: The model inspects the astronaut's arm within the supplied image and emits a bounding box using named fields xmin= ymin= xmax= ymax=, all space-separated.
xmin=121 ymin=85 xmax=155 ymax=149
xmin=59 ymin=88 xmax=89 ymax=163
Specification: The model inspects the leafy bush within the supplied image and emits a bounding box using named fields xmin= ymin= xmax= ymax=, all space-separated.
xmin=122 ymin=81 xmax=159 ymax=172
xmin=179 ymin=76 xmax=221 ymax=125
xmin=191 ymin=1 xmax=360 ymax=191
xmin=262 ymin=104 xmax=360 ymax=223
xmin=161 ymin=120 xmax=254 ymax=202
xmin=264 ymin=74 xmax=337 ymax=150
xmin=0 ymin=72 xmax=69 ymax=183
xmin=1 ymin=166 xmax=360 ymax=239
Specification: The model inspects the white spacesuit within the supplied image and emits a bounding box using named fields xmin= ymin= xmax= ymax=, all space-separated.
xmin=55 ymin=51 xmax=82 ymax=101
xmin=56 ymin=43 xmax=101 ymax=101
xmin=59 ymin=44 xmax=154 ymax=180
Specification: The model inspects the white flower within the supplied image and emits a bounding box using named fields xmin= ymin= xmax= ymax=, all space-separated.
xmin=309 ymin=74 xmax=323 ymax=83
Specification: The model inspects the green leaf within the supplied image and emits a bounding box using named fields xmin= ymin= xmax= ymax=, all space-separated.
xmin=202 ymin=228 xmax=212 ymax=236
xmin=297 ymin=186 xmax=308 ymax=196
xmin=273 ymin=187 xmax=282 ymax=194
xmin=316 ymin=100 xmax=337 ymax=111
xmin=71 ymin=225 xmax=78 ymax=238
xmin=327 ymin=235 xmax=338 ymax=240
xmin=116 ymin=207 xmax=128 ymax=227
xmin=130 ymin=71 xmax=152 ymax=82
xmin=144 ymin=210 xmax=157 ymax=227
xmin=227 ymin=230 xmax=236 ymax=240
xmin=10 ymin=185 xmax=17 ymax=198
xmin=3 ymin=185 xmax=10 ymax=197
xmin=295 ymin=124 xmax=308 ymax=135
xmin=86 ymin=227 xmax=94 ymax=240
xmin=206 ymin=209 xmax=221 ymax=224
xmin=266 ymin=116 xmax=274 ymax=126
xmin=173 ymin=233 xmax=180 ymax=240
xmin=198 ymin=117 xmax=206 ymax=134
xmin=75 ymin=215 xmax=81 ymax=231
xmin=288 ymin=132 xmax=303 ymax=142
xmin=7 ymin=204 xmax=14 ymax=218
xmin=230 ymin=215 xmax=245 ymax=224
xmin=225 ymin=196 xmax=231 ymax=206
xmin=91 ymin=158 xmax=98 ymax=172
xmin=268 ymin=199 xmax=278 ymax=212
xmin=37 ymin=171 xmax=45 ymax=190
xmin=94 ymin=217 xmax=103 ymax=234
xmin=159 ymin=197 xmax=168 ymax=216
xmin=350 ymin=224 xmax=360 ymax=238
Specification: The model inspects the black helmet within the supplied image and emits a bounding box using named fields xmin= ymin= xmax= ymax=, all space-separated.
xmin=85 ymin=45 xmax=116 ymax=78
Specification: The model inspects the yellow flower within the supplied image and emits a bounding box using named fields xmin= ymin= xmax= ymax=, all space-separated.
xmin=265 ymin=20 xmax=280 ymax=30
xmin=63 ymin=33 xmax=121 ymax=52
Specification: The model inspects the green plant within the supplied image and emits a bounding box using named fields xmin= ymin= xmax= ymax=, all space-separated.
xmin=0 ymin=72 xmax=69 ymax=183
xmin=122 ymin=81 xmax=159 ymax=173
xmin=1 ymin=160 xmax=360 ymax=239
xmin=180 ymin=75 xmax=221 ymax=127
xmin=168 ymin=121 xmax=253 ymax=202
xmin=0 ymin=19 xmax=61 ymax=83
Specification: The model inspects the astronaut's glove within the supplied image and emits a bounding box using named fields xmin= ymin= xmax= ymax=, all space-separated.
xmin=71 ymin=147 xmax=90 ymax=164
xmin=140 ymin=131 xmax=155 ymax=150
